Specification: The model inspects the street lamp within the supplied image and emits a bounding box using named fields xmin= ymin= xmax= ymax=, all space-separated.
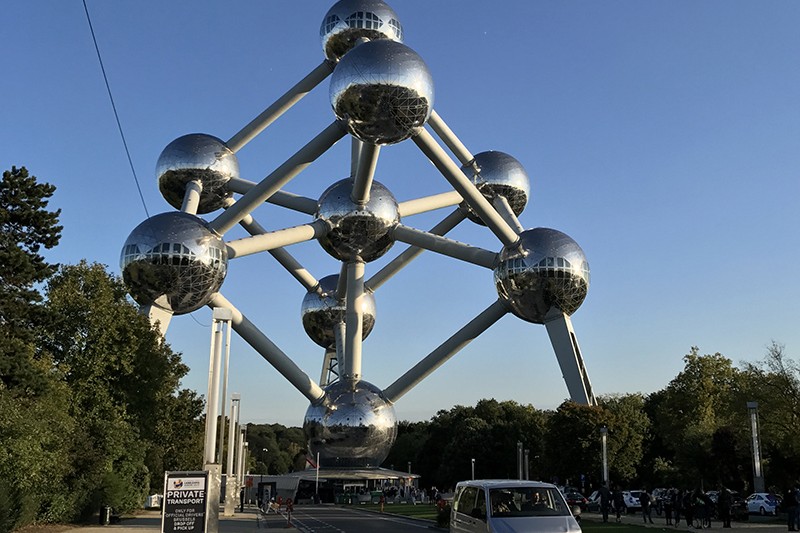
xmin=471 ymin=458 xmax=475 ymax=480
xmin=747 ymin=402 xmax=765 ymax=493
xmin=600 ymin=426 xmax=608 ymax=485
xmin=408 ymin=461 xmax=411 ymax=474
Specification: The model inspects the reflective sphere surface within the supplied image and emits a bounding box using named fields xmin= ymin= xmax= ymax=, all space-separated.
xmin=330 ymin=40 xmax=434 ymax=144
xmin=316 ymin=179 xmax=399 ymax=262
xmin=495 ymin=228 xmax=589 ymax=324
xmin=303 ymin=380 xmax=397 ymax=468
xmin=320 ymin=0 xmax=403 ymax=61
xmin=302 ymin=275 xmax=377 ymax=349
xmin=120 ymin=212 xmax=228 ymax=315
xmin=157 ymin=133 xmax=238 ymax=214
xmin=460 ymin=151 xmax=530 ymax=225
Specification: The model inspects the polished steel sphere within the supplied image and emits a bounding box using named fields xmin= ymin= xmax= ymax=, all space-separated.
xmin=494 ymin=228 xmax=590 ymax=324
xmin=301 ymin=275 xmax=377 ymax=349
xmin=303 ymin=380 xmax=397 ymax=468
xmin=460 ymin=151 xmax=530 ymax=225
xmin=316 ymin=178 xmax=399 ymax=262
xmin=330 ymin=39 xmax=434 ymax=145
xmin=157 ymin=133 xmax=238 ymax=214
xmin=120 ymin=212 xmax=228 ymax=315
xmin=320 ymin=0 xmax=403 ymax=62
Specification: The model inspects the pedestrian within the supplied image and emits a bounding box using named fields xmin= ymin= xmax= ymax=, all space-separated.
xmin=613 ymin=485 xmax=625 ymax=523
xmin=599 ymin=482 xmax=612 ymax=523
xmin=683 ymin=490 xmax=694 ymax=528
xmin=786 ymin=485 xmax=799 ymax=531
xmin=673 ymin=489 xmax=683 ymax=527
xmin=640 ymin=488 xmax=654 ymax=524
xmin=719 ymin=486 xmax=732 ymax=528
xmin=664 ymin=489 xmax=674 ymax=526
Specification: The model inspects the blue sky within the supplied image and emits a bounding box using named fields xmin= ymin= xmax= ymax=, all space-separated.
xmin=4 ymin=1 xmax=799 ymax=427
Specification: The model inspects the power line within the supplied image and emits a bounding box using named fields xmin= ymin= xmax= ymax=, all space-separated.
xmin=82 ymin=0 xmax=150 ymax=218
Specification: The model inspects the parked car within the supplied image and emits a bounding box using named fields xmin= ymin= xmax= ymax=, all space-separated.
xmin=586 ymin=490 xmax=604 ymax=513
xmin=564 ymin=491 xmax=588 ymax=511
xmin=745 ymin=493 xmax=779 ymax=516
xmin=450 ymin=479 xmax=582 ymax=533
xmin=622 ymin=490 xmax=644 ymax=513
xmin=730 ymin=492 xmax=749 ymax=521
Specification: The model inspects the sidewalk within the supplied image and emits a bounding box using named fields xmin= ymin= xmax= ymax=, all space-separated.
xmin=76 ymin=507 xmax=298 ymax=533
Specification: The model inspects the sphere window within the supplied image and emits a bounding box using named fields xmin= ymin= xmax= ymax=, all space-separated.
xmin=346 ymin=11 xmax=382 ymax=31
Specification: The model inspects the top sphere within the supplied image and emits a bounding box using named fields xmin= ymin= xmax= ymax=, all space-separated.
xmin=460 ymin=151 xmax=530 ymax=225
xmin=320 ymin=0 xmax=403 ymax=62
xmin=330 ymin=39 xmax=434 ymax=145
xmin=494 ymin=228 xmax=590 ymax=324
xmin=157 ymin=133 xmax=238 ymax=214
xmin=120 ymin=212 xmax=228 ymax=315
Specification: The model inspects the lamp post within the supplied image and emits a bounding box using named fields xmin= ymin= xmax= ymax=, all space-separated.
xmin=408 ymin=461 xmax=411 ymax=474
xmin=517 ymin=441 xmax=523 ymax=480
xmin=747 ymin=402 xmax=765 ymax=493
xmin=471 ymin=458 xmax=475 ymax=480
xmin=524 ymin=449 xmax=530 ymax=480
xmin=600 ymin=426 xmax=609 ymax=485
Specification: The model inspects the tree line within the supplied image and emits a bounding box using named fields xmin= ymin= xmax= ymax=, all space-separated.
xmin=2 ymin=166 xmax=798 ymax=530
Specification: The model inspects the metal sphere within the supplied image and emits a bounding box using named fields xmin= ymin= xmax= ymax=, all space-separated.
xmin=320 ymin=0 xmax=403 ymax=62
xmin=303 ymin=380 xmax=397 ymax=468
xmin=301 ymin=275 xmax=377 ymax=349
xmin=330 ymin=39 xmax=434 ymax=145
xmin=460 ymin=151 xmax=530 ymax=225
xmin=316 ymin=178 xmax=399 ymax=262
xmin=157 ymin=133 xmax=238 ymax=214
xmin=120 ymin=212 xmax=228 ymax=315
xmin=494 ymin=228 xmax=590 ymax=324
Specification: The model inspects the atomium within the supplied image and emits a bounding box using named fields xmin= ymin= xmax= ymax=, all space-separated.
xmin=494 ymin=228 xmax=590 ymax=324
xmin=157 ymin=133 xmax=238 ymax=214
xmin=120 ymin=211 xmax=228 ymax=315
xmin=303 ymin=380 xmax=396 ymax=468
xmin=122 ymin=0 xmax=597 ymax=470
xmin=316 ymin=178 xmax=399 ymax=262
xmin=302 ymin=274 xmax=377 ymax=349
xmin=460 ymin=151 xmax=530 ymax=225
xmin=330 ymin=39 xmax=434 ymax=145
xmin=320 ymin=0 xmax=403 ymax=62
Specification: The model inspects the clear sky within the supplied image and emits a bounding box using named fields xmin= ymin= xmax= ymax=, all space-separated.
xmin=4 ymin=1 xmax=799 ymax=427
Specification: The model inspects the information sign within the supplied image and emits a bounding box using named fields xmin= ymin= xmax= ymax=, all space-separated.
xmin=161 ymin=471 xmax=209 ymax=533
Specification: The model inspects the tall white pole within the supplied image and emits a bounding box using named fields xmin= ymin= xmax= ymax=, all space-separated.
xmin=203 ymin=315 xmax=224 ymax=465
xmin=216 ymin=313 xmax=233 ymax=464
xmin=600 ymin=426 xmax=609 ymax=485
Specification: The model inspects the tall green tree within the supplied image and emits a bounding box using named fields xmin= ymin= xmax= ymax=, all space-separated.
xmin=0 ymin=166 xmax=66 ymax=530
xmin=0 ymin=166 xmax=61 ymax=394
xmin=38 ymin=262 xmax=204 ymax=516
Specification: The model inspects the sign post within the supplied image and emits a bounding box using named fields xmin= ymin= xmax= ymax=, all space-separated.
xmin=162 ymin=471 xmax=209 ymax=533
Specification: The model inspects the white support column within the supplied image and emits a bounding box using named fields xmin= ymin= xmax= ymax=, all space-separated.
xmin=216 ymin=311 xmax=233 ymax=465
xmin=343 ymin=260 xmax=365 ymax=383
xmin=392 ymin=224 xmax=498 ymax=269
xmin=140 ymin=304 xmax=173 ymax=337
xmin=181 ymin=180 xmax=203 ymax=215
xmin=543 ymin=309 xmax=596 ymax=405
xmin=427 ymin=110 xmax=474 ymax=165
xmin=223 ymin=394 xmax=240 ymax=517
xmin=351 ymin=143 xmax=380 ymax=204
xmin=397 ymin=191 xmax=463 ymax=217
xmin=225 ymin=219 xmax=329 ymax=258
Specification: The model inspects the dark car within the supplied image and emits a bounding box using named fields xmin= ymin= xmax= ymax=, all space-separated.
xmin=729 ymin=491 xmax=749 ymax=521
xmin=564 ymin=491 xmax=588 ymax=511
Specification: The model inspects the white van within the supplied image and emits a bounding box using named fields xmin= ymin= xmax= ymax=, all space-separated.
xmin=450 ymin=480 xmax=582 ymax=533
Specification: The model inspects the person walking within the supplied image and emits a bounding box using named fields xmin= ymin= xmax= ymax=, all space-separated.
xmin=599 ymin=482 xmax=612 ymax=523
xmin=719 ymin=486 xmax=732 ymax=529
xmin=613 ymin=485 xmax=625 ymax=523
xmin=673 ymin=489 xmax=683 ymax=527
xmin=640 ymin=489 xmax=654 ymax=524
xmin=664 ymin=489 xmax=674 ymax=526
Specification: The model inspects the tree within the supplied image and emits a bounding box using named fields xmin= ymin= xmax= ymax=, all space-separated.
xmin=37 ymin=262 xmax=204 ymax=516
xmin=0 ymin=166 xmax=62 ymax=394
xmin=544 ymin=401 xmax=608 ymax=487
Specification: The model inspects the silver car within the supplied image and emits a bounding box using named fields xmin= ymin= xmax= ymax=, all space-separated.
xmin=450 ymin=479 xmax=582 ymax=533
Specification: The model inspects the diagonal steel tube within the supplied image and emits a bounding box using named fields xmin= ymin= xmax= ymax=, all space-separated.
xmin=383 ymin=299 xmax=508 ymax=403
xmin=428 ymin=110 xmax=474 ymax=165
xmin=208 ymin=293 xmax=324 ymax=403
xmin=226 ymin=60 xmax=334 ymax=152
xmin=392 ymin=224 xmax=497 ymax=269
xmin=210 ymin=121 xmax=346 ymax=236
xmin=412 ymin=128 xmax=519 ymax=247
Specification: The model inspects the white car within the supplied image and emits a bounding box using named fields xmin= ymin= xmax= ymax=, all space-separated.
xmin=745 ymin=493 xmax=778 ymax=516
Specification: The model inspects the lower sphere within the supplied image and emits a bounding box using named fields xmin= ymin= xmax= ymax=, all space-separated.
xmin=303 ymin=380 xmax=397 ymax=468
